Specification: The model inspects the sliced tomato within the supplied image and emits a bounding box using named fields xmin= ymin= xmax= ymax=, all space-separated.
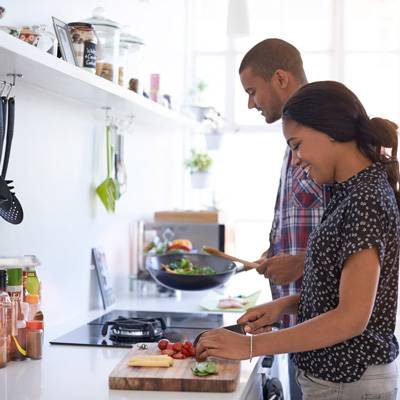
xmin=172 ymin=352 xmax=185 ymax=359
xmin=181 ymin=348 xmax=191 ymax=357
xmin=173 ymin=342 xmax=183 ymax=352
xmin=161 ymin=349 xmax=175 ymax=356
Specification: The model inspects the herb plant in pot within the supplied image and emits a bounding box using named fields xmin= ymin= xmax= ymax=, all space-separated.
xmin=184 ymin=149 xmax=213 ymax=189
xmin=201 ymin=107 xmax=224 ymax=150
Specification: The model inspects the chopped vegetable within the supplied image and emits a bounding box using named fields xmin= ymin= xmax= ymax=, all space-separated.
xmin=157 ymin=339 xmax=196 ymax=359
xmin=161 ymin=257 xmax=216 ymax=276
xmin=191 ymin=361 xmax=218 ymax=376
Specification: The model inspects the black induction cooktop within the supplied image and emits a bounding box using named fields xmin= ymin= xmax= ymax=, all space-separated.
xmin=50 ymin=309 xmax=225 ymax=348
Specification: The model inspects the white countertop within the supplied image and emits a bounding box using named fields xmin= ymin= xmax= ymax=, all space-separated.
xmin=1 ymin=271 xmax=273 ymax=400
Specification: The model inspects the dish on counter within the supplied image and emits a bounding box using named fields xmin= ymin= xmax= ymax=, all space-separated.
xmin=217 ymin=296 xmax=249 ymax=309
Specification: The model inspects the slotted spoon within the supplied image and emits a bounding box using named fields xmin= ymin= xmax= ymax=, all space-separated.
xmin=0 ymin=97 xmax=23 ymax=224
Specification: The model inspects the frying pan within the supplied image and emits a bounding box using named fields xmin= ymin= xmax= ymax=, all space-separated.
xmin=146 ymin=253 xmax=239 ymax=291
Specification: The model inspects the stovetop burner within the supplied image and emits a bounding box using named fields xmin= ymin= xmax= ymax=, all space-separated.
xmin=50 ymin=309 xmax=225 ymax=348
xmin=102 ymin=316 xmax=166 ymax=344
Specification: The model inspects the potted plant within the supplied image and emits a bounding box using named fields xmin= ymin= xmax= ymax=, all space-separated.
xmin=184 ymin=149 xmax=213 ymax=189
xmin=187 ymin=80 xmax=214 ymax=121
xmin=201 ymin=107 xmax=224 ymax=150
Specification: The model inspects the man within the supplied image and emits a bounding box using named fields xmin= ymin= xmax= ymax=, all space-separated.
xmin=239 ymin=38 xmax=330 ymax=399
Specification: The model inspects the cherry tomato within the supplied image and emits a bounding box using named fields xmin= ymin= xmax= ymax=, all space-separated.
xmin=166 ymin=342 xmax=175 ymax=350
xmin=172 ymin=352 xmax=185 ymax=359
xmin=173 ymin=342 xmax=183 ymax=352
xmin=161 ymin=349 xmax=175 ymax=356
xmin=158 ymin=339 xmax=169 ymax=350
xmin=189 ymin=346 xmax=196 ymax=356
xmin=181 ymin=348 xmax=191 ymax=357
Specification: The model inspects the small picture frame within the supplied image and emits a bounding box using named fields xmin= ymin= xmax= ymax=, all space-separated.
xmin=52 ymin=17 xmax=78 ymax=66
xmin=92 ymin=247 xmax=115 ymax=310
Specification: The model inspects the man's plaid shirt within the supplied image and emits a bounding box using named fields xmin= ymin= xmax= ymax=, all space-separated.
xmin=268 ymin=148 xmax=330 ymax=327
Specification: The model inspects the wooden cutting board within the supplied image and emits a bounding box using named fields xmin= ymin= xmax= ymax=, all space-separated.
xmin=154 ymin=210 xmax=219 ymax=223
xmin=109 ymin=343 xmax=240 ymax=392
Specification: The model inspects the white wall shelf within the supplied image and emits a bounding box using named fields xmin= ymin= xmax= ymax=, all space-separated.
xmin=0 ymin=32 xmax=197 ymax=130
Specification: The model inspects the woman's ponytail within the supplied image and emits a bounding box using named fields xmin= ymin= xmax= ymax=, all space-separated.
xmin=283 ymin=81 xmax=400 ymax=209
xmin=357 ymin=117 xmax=400 ymax=207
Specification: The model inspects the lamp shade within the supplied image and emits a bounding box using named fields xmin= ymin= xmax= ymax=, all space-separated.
xmin=227 ymin=0 xmax=249 ymax=37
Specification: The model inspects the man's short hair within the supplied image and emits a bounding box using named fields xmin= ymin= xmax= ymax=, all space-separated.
xmin=239 ymin=38 xmax=306 ymax=82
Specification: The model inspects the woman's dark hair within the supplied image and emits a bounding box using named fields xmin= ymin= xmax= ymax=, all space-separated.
xmin=282 ymin=81 xmax=400 ymax=206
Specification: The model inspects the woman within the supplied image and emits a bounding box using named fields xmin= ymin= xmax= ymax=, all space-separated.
xmin=195 ymin=81 xmax=400 ymax=399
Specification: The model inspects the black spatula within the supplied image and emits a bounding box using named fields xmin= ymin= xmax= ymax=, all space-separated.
xmin=0 ymin=97 xmax=10 ymax=206
xmin=0 ymin=97 xmax=23 ymax=224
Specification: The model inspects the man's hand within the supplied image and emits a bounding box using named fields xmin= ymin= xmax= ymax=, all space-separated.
xmin=256 ymin=253 xmax=305 ymax=285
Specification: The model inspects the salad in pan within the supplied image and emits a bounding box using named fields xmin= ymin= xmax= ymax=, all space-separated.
xmin=161 ymin=257 xmax=216 ymax=276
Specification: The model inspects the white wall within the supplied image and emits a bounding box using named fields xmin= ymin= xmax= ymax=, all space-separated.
xmin=0 ymin=0 xmax=189 ymax=327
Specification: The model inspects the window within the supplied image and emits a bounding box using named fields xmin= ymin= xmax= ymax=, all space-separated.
xmin=343 ymin=0 xmax=400 ymax=119
xmin=188 ymin=0 xmax=400 ymax=127
xmin=186 ymin=0 xmax=400 ymax=259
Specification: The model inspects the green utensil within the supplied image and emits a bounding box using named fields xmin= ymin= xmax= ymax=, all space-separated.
xmin=96 ymin=124 xmax=117 ymax=213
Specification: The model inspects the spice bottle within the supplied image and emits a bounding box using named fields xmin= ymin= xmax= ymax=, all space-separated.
xmin=26 ymin=320 xmax=43 ymax=360
xmin=7 ymin=268 xmax=26 ymax=361
xmin=10 ymin=319 xmax=26 ymax=361
xmin=150 ymin=73 xmax=160 ymax=102
xmin=6 ymin=268 xmax=22 ymax=337
xmin=25 ymin=266 xmax=41 ymax=299
xmin=0 ymin=270 xmax=11 ymax=368
xmin=26 ymin=294 xmax=40 ymax=321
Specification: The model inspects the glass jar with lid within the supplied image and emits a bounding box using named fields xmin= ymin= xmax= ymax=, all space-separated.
xmin=68 ymin=22 xmax=97 ymax=73
xmin=118 ymin=31 xmax=145 ymax=90
xmin=83 ymin=7 xmax=121 ymax=83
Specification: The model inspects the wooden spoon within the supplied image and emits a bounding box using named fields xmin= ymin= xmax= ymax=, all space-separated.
xmin=202 ymin=246 xmax=259 ymax=270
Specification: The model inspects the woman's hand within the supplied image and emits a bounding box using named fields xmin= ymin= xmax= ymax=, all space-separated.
xmin=237 ymin=300 xmax=285 ymax=334
xmin=195 ymin=328 xmax=250 ymax=362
